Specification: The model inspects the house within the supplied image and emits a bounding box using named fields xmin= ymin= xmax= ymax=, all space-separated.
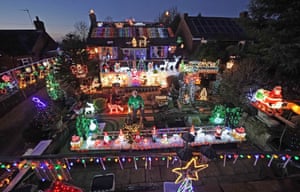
xmin=86 ymin=10 xmax=177 ymax=65
xmin=0 ymin=16 xmax=58 ymax=72
xmin=174 ymin=13 xmax=249 ymax=54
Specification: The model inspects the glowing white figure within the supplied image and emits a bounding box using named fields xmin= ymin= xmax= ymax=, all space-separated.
xmin=85 ymin=102 xmax=95 ymax=115
xmin=167 ymin=55 xmax=181 ymax=71
xmin=103 ymin=132 xmax=111 ymax=144
xmin=89 ymin=120 xmax=97 ymax=131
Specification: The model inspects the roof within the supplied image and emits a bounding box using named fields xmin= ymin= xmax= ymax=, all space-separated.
xmin=0 ymin=30 xmax=57 ymax=56
xmin=87 ymin=22 xmax=177 ymax=47
xmin=184 ymin=16 xmax=247 ymax=41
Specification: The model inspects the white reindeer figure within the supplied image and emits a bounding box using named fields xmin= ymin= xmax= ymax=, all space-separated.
xmin=160 ymin=59 xmax=169 ymax=71
xmin=120 ymin=66 xmax=130 ymax=72
xmin=167 ymin=55 xmax=181 ymax=71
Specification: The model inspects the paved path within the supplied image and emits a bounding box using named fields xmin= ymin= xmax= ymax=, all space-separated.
xmin=68 ymin=149 xmax=300 ymax=191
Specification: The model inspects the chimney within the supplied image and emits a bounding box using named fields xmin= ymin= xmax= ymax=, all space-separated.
xmin=34 ymin=16 xmax=46 ymax=32
xmin=239 ymin=11 xmax=249 ymax=18
xmin=89 ymin=9 xmax=97 ymax=28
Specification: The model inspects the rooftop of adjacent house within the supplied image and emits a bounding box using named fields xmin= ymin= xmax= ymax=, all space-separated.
xmin=0 ymin=30 xmax=41 ymax=56
xmin=0 ymin=30 xmax=57 ymax=57
xmin=0 ymin=17 xmax=58 ymax=57
xmin=184 ymin=15 xmax=247 ymax=41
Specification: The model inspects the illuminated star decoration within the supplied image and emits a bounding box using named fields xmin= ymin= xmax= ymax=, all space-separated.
xmin=172 ymin=158 xmax=208 ymax=184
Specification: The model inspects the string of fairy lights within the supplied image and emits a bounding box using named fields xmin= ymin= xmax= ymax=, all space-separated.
xmin=1 ymin=151 xmax=299 ymax=172
xmin=0 ymin=150 xmax=299 ymax=190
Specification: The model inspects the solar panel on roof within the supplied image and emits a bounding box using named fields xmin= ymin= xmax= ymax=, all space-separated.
xmin=186 ymin=16 xmax=245 ymax=39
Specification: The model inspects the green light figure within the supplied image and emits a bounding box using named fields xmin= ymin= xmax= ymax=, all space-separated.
xmin=76 ymin=115 xmax=90 ymax=139
xmin=46 ymin=71 xmax=63 ymax=100
xmin=209 ymin=105 xmax=226 ymax=125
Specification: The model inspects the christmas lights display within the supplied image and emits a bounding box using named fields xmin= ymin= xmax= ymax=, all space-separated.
xmin=0 ymin=152 xmax=299 ymax=188
xmin=27 ymin=96 xmax=60 ymax=135
xmin=251 ymin=86 xmax=300 ymax=115
xmin=0 ymin=74 xmax=17 ymax=95
xmin=172 ymin=158 xmax=208 ymax=192
xmin=182 ymin=60 xmax=219 ymax=74
xmin=70 ymin=64 xmax=88 ymax=79
xmin=0 ymin=58 xmax=52 ymax=97
xmin=209 ymin=105 xmax=225 ymax=125
xmin=172 ymin=158 xmax=208 ymax=184
xmin=70 ymin=125 xmax=247 ymax=151
xmin=44 ymin=181 xmax=83 ymax=192
xmin=209 ymin=105 xmax=242 ymax=128
xmin=45 ymin=71 xmax=64 ymax=101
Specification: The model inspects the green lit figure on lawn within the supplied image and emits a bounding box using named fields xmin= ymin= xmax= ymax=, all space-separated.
xmin=128 ymin=90 xmax=144 ymax=124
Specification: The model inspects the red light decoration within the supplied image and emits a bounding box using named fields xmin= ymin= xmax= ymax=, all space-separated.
xmin=45 ymin=181 xmax=83 ymax=192
xmin=1 ymin=74 xmax=10 ymax=82
xmin=252 ymin=86 xmax=300 ymax=115
xmin=107 ymin=103 xmax=124 ymax=113
xmin=70 ymin=64 xmax=88 ymax=78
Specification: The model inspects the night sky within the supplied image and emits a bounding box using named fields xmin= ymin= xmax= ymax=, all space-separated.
xmin=0 ymin=0 xmax=250 ymax=41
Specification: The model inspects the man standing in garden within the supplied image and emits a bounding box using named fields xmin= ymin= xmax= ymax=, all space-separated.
xmin=128 ymin=90 xmax=144 ymax=124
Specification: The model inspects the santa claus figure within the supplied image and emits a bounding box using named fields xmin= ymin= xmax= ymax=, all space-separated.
xmin=215 ymin=126 xmax=222 ymax=140
xmin=134 ymin=131 xmax=142 ymax=143
xmin=232 ymin=127 xmax=246 ymax=140
xmin=270 ymin=86 xmax=282 ymax=98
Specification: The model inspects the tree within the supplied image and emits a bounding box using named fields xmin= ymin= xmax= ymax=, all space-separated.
xmin=157 ymin=7 xmax=180 ymax=26
xmin=74 ymin=21 xmax=89 ymax=42
xmin=218 ymin=0 xmax=300 ymax=108
xmin=247 ymin=0 xmax=300 ymax=83
xmin=61 ymin=33 xmax=87 ymax=64
xmin=190 ymin=42 xmax=228 ymax=61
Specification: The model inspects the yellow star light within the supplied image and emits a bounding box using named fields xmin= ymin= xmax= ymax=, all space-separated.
xmin=172 ymin=158 xmax=208 ymax=184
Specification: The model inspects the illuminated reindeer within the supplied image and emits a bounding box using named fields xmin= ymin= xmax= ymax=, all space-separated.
xmin=167 ymin=55 xmax=181 ymax=71
xmin=107 ymin=103 xmax=124 ymax=113
xmin=160 ymin=59 xmax=169 ymax=71
xmin=160 ymin=55 xmax=181 ymax=71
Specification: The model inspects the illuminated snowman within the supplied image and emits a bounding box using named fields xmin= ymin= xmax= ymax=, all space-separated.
xmin=118 ymin=129 xmax=125 ymax=143
xmin=161 ymin=133 xmax=168 ymax=144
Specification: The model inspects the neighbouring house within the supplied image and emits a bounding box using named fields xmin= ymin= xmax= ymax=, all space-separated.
xmin=174 ymin=13 xmax=249 ymax=54
xmin=0 ymin=16 xmax=58 ymax=72
xmin=86 ymin=9 xmax=177 ymax=65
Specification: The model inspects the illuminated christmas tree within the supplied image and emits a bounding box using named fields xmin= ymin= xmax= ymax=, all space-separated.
xmin=75 ymin=115 xmax=99 ymax=140
xmin=46 ymin=71 xmax=63 ymax=100
xmin=209 ymin=105 xmax=226 ymax=125
xmin=209 ymin=104 xmax=242 ymax=128
xmin=75 ymin=115 xmax=90 ymax=139
xmin=225 ymin=107 xmax=242 ymax=128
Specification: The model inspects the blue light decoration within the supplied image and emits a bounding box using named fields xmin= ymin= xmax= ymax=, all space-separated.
xmin=32 ymin=97 xmax=47 ymax=109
